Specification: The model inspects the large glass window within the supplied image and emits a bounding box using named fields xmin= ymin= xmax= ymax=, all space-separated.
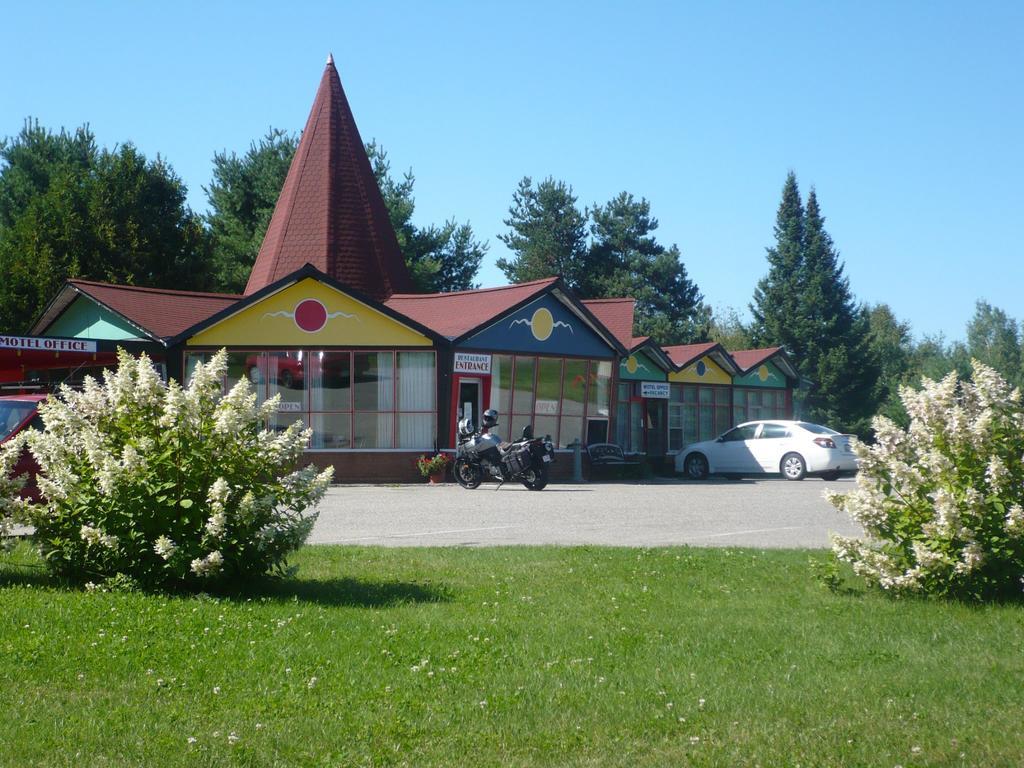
xmin=485 ymin=354 xmax=615 ymax=449
xmin=732 ymin=388 xmax=788 ymax=425
xmin=184 ymin=349 xmax=436 ymax=450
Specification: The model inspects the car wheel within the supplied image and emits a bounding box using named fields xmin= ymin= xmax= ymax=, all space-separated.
xmin=781 ymin=453 xmax=807 ymax=481
xmin=684 ymin=453 xmax=709 ymax=480
xmin=821 ymin=470 xmax=840 ymax=482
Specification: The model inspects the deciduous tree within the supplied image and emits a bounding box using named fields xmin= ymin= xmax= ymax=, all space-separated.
xmin=0 ymin=120 xmax=210 ymax=332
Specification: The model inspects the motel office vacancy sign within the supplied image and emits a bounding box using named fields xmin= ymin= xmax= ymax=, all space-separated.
xmin=0 ymin=335 xmax=97 ymax=353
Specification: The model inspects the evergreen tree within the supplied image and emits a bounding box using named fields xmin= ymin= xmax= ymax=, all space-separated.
xmin=0 ymin=120 xmax=210 ymax=332
xmin=206 ymin=128 xmax=298 ymax=292
xmin=205 ymin=136 xmax=485 ymax=293
xmin=366 ymin=143 xmax=486 ymax=293
xmin=587 ymin=192 xmax=708 ymax=344
xmin=751 ymin=174 xmax=877 ymax=433
xmin=497 ymin=176 xmax=588 ymax=287
xmin=799 ymin=188 xmax=877 ymax=430
xmin=751 ymin=172 xmax=806 ymax=356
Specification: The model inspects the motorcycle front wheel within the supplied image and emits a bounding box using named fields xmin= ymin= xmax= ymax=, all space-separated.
xmin=454 ymin=458 xmax=483 ymax=489
xmin=520 ymin=464 xmax=548 ymax=491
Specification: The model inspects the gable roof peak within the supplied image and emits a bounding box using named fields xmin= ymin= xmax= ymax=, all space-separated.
xmin=244 ymin=57 xmax=412 ymax=301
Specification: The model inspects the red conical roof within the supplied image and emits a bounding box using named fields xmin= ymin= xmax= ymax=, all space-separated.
xmin=245 ymin=56 xmax=412 ymax=299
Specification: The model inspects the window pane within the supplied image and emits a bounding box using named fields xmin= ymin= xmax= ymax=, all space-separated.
xmin=398 ymin=413 xmax=434 ymax=449
xmin=559 ymin=415 xmax=583 ymax=448
xmin=683 ymin=405 xmax=698 ymax=445
xmin=509 ymin=413 xmax=534 ymax=443
xmin=615 ymin=403 xmax=629 ymax=448
xmin=267 ymin=351 xmax=307 ymax=409
xmin=310 ymin=412 xmax=351 ymax=449
xmin=535 ymin=358 xmax=562 ymax=417
xmin=630 ymin=402 xmax=643 ymax=452
xmin=699 ymin=404 xmax=714 ymax=440
xmin=534 ymin=415 xmax=559 ymax=445
xmin=354 ymin=412 xmax=394 ymax=448
xmin=561 ymin=359 xmax=587 ymax=416
xmin=185 ymin=352 xmax=211 ymax=385
xmin=491 ymin=354 xmax=513 ymax=416
xmin=310 ymin=351 xmax=350 ymax=412
xmin=670 ymin=384 xmax=683 ymax=403
xmin=512 ymin=357 xmax=535 ymax=414
xmin=734 ymin=388 xmax=745 ymax=406
xmin=716 ymin=387 xmax=730 ymax=405
xmin=268 ymin=411 xmax=306 ymax=439
xmin=716 ymin=405 xmax=731 ymax=436
xmin=354 ymin=352 xmax=394 ymax=411
xmin=683 ymin=386 xmax=697 ymax=404
xmin=699 ymin=388 xmax=712 ymax=405
xmin=617 ymin=382 xmax=631 ymax=402
xmin=588 ymin=360 xmax=612 ymax=417
xmin=227 ymin=351 xmax=262 ymax=395
xmin=398 ymin=351 xmax=434 ymax=411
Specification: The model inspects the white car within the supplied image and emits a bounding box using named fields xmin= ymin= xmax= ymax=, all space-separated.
xmin=675 ymin=420 xmax=858 ymax=481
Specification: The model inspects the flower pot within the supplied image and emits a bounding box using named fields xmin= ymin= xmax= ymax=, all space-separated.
xmin=428 ymin=471 xmax=446 ymax=485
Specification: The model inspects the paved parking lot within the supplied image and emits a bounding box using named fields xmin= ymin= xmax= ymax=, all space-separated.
xmin=309 ymin=477 xmax=862 ymax=548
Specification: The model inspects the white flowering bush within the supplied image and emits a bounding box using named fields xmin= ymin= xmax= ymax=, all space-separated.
xmin=1 ymin=434 xmax=30 ymax=551
xmin=827 ymin=360 xmax=1024 ymax=599
xmin=25 ymin=348 xmax=333 ymax=588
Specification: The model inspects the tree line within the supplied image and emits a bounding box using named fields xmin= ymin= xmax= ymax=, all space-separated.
xmin=2 ymin=120 xmax=1017 ymax=437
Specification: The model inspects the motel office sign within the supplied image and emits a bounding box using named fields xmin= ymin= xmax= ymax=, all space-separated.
xmin=0 ymin=335 xmax=97 ymax=353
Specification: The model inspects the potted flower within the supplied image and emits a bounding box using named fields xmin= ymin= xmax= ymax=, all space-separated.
xmin=416 ymin=453 xmax=452 ymax=484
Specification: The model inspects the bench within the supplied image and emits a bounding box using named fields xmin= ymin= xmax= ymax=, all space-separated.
xmin=586 ymin=443 xmax=643 ymax=479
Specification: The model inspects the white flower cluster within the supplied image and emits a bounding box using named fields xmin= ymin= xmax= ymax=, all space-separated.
xmin=827 ymin=360 xmax=1024 ymax=596
xmin=190 ymin=550 xmax=224 ymax=577
xmin=0 ymin=434 xmax=30 ymax=550
xmin=22 ymin=348 xmax=333 ymax=587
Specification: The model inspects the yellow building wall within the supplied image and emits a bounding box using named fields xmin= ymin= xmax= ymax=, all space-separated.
xmin=667 ymin=355 xmax=731 ymax=385
xmin=186 ymin=278 xmax=431 ymax=347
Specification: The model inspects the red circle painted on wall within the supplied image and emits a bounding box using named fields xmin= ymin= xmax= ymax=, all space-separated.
xmin=294 ymin=299 xmax=328 ymax=333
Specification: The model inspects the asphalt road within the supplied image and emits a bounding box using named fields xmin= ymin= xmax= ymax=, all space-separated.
xmin=308 ymin=476 xmax=862 ymax=549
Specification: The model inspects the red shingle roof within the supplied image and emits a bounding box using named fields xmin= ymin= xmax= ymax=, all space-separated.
xmin=70 ymin=280 xmax=240 ymax=340
xmin=730 ymin=347 xmax=783 ymax=373
xmin=244 ymin=56 xmax=412 ymax=300
xmin=581 ymin=298 xmax=634 ymax=349
xmin=385 ymin=278 xmax=557 ymax=339
xmin=662 ymin=342 xmax=719 ymax=369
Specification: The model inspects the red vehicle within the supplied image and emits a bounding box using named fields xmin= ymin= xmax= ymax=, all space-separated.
xmin=1 ymin=394 xmax=46 ymax=500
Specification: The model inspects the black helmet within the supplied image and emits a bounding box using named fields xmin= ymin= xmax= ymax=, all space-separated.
xmin=481 ymin=408 xmax=498 ymax=428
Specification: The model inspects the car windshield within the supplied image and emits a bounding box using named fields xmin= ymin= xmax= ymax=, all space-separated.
xmin=797 ymin=422 xmax=839 ymax=436
xmin=0 ymin=401 xmax=38 ymax=441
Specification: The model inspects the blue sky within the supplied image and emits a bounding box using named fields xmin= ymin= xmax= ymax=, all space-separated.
xmin=3 ymin=1 xmax=1021 ymax=341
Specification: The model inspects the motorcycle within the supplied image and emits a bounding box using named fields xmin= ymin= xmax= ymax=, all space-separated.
xmin=453 ymin=415 xmax=555 ymax=491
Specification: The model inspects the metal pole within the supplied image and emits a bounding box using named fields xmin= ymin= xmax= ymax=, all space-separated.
xmin=572 ymin=438 xmax=584 ymax=483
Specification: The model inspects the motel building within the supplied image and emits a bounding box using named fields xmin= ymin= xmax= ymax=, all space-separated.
xmin=1 ymin=57 xmax=797 ymax=482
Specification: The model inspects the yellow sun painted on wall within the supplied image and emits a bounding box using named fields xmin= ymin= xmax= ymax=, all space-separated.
xmin=510 ymin=307 xmax=573 ymax=341
xmin=622 ymin=355 xmax=651 ymax=374
xmin=758 ymin=364 xmax=771 ymax=382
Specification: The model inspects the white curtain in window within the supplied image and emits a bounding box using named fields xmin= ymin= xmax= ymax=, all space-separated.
xmin=376 ymin=353 xmax=395 ymax=445
xmin=398 ymin=352 xmax=434 ymax=448
xmin=398 ymin=352 xmax=433 ymax=410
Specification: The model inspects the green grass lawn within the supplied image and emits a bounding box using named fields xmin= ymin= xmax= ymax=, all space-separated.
xmin=2 ymin=544 xmax=1023 ymax=767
